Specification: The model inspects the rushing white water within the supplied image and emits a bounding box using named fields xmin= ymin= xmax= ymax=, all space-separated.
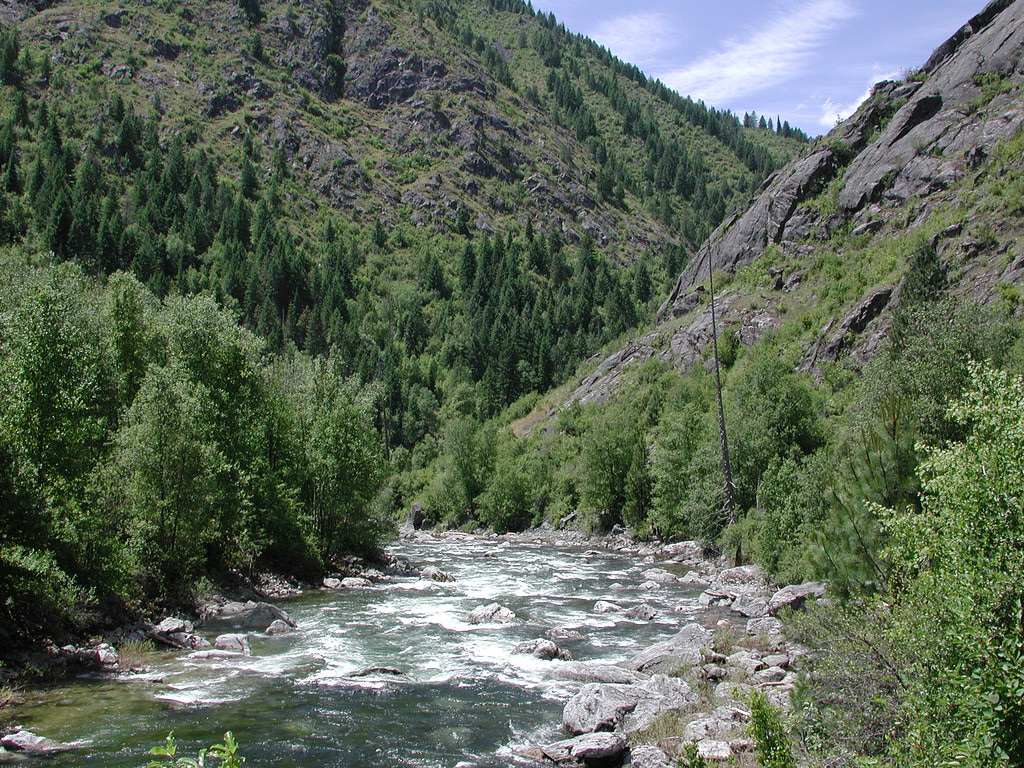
xmin=12 ymin=535 xmax=712 ymax=767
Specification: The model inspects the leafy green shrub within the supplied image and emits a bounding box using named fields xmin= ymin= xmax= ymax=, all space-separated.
xmin=748 ymin=690 xmax=796 ymax=768
xmin=148 ymin=732 xmax=244 ymax=768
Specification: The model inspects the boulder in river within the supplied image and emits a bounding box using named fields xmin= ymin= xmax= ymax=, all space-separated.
xmin=419 ymin=566 xmax=455 ymax=582
xmin=242 ymin=602 xmax=297 ymax=631
xmin=624 ymin=604 xmax=657 ymax=621
xmin=545 ymin=627 xmax=584 ymax=641
xmin=341 ymin=577 xmax=374 ymax=588
xmin=0 ymin=729 xmax=66 ymax=755
xmin=215 ymin=634 xmax=251 ymax=655
xmin=323 ymin=578 xmax=342 ymax=589
xmin=467 ymin=603 xmax=517 ymax=624
xmin=350 ymin=666 xmax=407 ymax=678
xmin=593 ymin=600 xmax=622 ymax=614
xmin=265 ymin=619 xmax=294 ymax=636
xmin=513 ymin=639 xmax=571 ymax=660
xmin=642 ymin=568 xmax=677 ymax=584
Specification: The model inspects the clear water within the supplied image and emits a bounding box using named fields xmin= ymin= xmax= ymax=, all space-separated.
xmin=10 ymin=536 xmax=709 ymax=767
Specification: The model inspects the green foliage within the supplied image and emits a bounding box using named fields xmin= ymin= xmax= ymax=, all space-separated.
xmin=796 ymin=364 xmax=1024 ymax=767
xmin=0 ymin=259 xmax=387 ymax=645
xmin=748 ymin=690 xmax=796 ymax=768
xmin=728 ymin=351 xmax=823 ymax=511
xmin=578 ymin=399 xmax=646 ymax=530
xmin=148 ymin=731 xmax=244 ymax=768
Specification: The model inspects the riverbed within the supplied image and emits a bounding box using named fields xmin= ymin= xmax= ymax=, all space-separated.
xmin=7 ymin=535 xmax=714 ymax=767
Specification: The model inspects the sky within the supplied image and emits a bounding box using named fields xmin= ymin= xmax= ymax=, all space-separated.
xmin=528 ymin=0 xmax=986 ymax=136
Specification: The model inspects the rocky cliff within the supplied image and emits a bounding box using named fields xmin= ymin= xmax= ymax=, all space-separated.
xmin=550 ymin=0 xmax=1024 ymax=415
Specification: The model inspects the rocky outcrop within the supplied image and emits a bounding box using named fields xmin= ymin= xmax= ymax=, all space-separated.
xmin=799 ymin=285 xmax=895 ymax=375
xmin=840 ymin=0 xmax=1024 ymax=212
xmin=663 ymin=147 xmax=839 ymax=306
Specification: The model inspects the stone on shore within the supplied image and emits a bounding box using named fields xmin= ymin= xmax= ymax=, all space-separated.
xmin=768 ymin=581 xmax=826 ymax=614
xmin=549 ymin=662 xmax=643 ymax=685
xmin=730 ymin=594 xmax=770 ymax=618
xmin=546 ymin=732 xmax=628 ymax=762
xmin=629 ymin=744 xmax=675 ymax=768
xmin=624 ymin=622 xmax=712 ymax=673
xmin=562 ymin=675 xmax=697 ymax=735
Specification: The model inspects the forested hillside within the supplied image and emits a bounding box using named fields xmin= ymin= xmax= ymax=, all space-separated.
xmin=0 ymin=0 xmax=806 ymax=648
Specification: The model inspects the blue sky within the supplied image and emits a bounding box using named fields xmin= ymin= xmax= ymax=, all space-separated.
xmin=529 ymin=0 xmax=985 ymax=136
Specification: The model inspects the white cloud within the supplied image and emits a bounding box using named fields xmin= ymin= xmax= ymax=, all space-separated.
xmin=818 ymin=66 xmax=903 ymax=128
xmin=661 ymin=0 xmax=856 ymax=105
xmin=589 ymin=12 xmax=675 ymax=66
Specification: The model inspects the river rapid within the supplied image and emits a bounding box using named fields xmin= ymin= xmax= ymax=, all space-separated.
xmin=9 ymin=534 xmax=713 ymax=767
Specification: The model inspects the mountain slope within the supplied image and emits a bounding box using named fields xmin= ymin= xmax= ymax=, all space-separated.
xmin=553 ymin=0 xmax=1024 ymax=414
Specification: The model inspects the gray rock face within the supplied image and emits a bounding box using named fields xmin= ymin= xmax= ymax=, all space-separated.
xmin=660 ymin=148 xmax=837 ymax=312
xmin=242 ymin=602 xmax=297 ymax=631
xmin=799 ymin=287 xmax=894 ymax=374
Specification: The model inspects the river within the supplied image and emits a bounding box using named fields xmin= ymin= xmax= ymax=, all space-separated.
xmin=8 ymin=535 xmax=711 ymax=767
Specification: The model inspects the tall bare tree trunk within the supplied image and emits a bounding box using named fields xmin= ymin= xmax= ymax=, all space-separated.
xmin=708 ymin=263 xmax=736 ymax=533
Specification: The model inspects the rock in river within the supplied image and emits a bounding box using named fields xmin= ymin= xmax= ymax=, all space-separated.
xmin=467 ymin=603 xmax=517 ymax=624
xmin=242 ymin=602 xmax=297 ymax=631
